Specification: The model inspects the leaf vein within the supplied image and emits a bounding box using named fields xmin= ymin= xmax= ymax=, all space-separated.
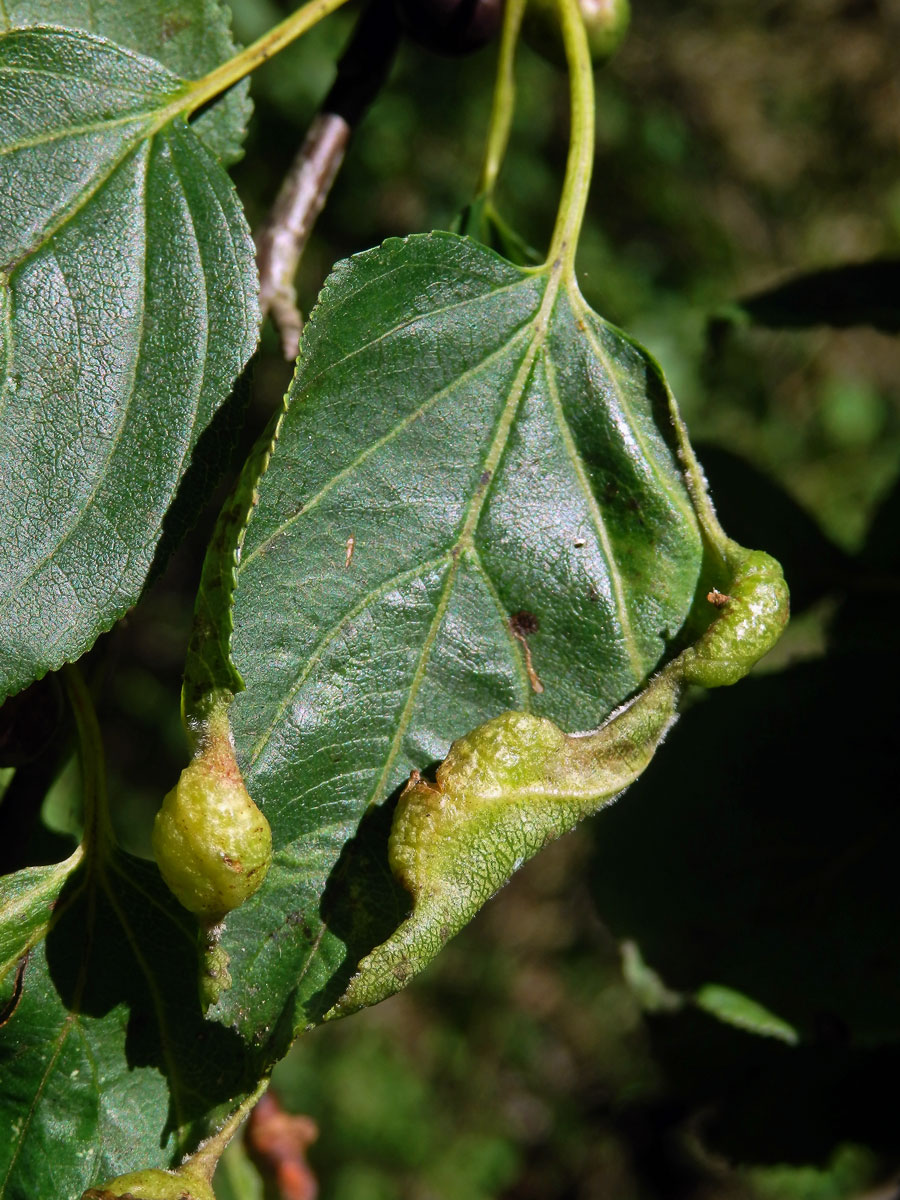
xmin=542 ymin=348 xmax=643 ymax=679
xmin=248 ymin=554 xmax=453 ymax=766
xmin=241 ymin=320 xmax=535 ymax=571
xmin=294 ymin=270 xmax=537 ymax=397
xmin=0 ymin=112 xmax=149 ymax=157
xmin=464 ymin=546 xmax=532 ymax=705
xmin=99 ymin=872 xmax=188 ymax=1130
xmin=0 ymin=1006 xmax=77 ymax=1194
xmin=0 ymin=147 xmax=151 ymax=614
xmin=570 ymin=287 xmax=696 ymax=529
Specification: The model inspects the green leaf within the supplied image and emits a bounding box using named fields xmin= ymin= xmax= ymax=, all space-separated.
xmin=0 ymin=0 xmax=250 ymax=165
xmin=694 ymin=983 xmax=799 ymax=1045
xmin=0 ymin=854 xmax=82 ymax=1006
xmin=0 ymin=26 xmax=259 ymax=702
xmin=741 ymin=1145 xmax=883 ymax=1200
xmin=331 ymin=677 xmax=683 ymax=1018
xmin=620 ymin=941 xmax=799 ymax=1044
xmin=201 ymin=230 xmax=713 ymax=1040
xmin=0 ymin=848 xmax=259 ymax=1197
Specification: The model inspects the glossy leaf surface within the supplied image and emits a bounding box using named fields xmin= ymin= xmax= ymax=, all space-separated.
xmin=0 ymin=24 xmax=258 ymax=701
xmin=209 ymin=232 xmax=705 ymax=1039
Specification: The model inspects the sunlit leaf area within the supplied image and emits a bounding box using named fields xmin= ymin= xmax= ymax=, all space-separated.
xmin=2 ymin=0 xmax=898 ymax=1196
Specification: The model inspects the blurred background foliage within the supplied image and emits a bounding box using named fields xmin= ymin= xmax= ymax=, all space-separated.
xmin=3 ymin=0 xmax=900 ymax=1196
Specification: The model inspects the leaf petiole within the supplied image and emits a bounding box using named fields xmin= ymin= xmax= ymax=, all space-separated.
xmin=63 ymin=665 xmax=113 ymax=859
xmin=477 ymin=0 xmax=527 ymax=199
xmin=545 ymin=0 xmax=597 ymax=274
xmin=182 ymin=0 xmax=353 ymax=120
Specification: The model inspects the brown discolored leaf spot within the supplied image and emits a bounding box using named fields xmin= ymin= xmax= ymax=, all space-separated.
xmin=509 ymin=611 xmax=544 ymax=693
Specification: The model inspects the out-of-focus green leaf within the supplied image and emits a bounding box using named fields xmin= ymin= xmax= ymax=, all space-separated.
xmin=454 ymin=196 xmax=542 ymax=267
xmin=741 ymin=1144 xmax=883 ymax=1200
xmin=694 ymin=983 xmax=798 ymax=1045
xmin=621 ymin=940 xmax=799 ymax=1044
xmin=199 ymin=229 xmax=712 ymax=1040
xmin=0 ymin=26 xmax=259 ymax=702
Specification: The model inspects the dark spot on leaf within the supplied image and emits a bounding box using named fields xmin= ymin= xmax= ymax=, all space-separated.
xmin=286 ymin=911 xmax=314 ymax=939
xmin=392 ymin=957 xmax=413 ymax=982
xmin=510 ymin=610 xmax=539 ymax=637
xmin=587 ymin=584 xmax=601 ymax=603
xmin=439 ymin=924 xmax=451 ymax=942
xmin=479 ymin=469 xmax=492 ymax=486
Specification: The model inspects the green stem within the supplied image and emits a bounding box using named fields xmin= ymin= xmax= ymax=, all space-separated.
xmin=668 ymin=396 xmax=734 ymax=561
xmin=182 ymin=0 xmax=353 ymax=116
xmin=544 ymin=0 xmax=595 ymax=273
xmin=62 ymin=666 xmax=113 ymax=859
xmin=185 ymin=1078 xmax=271 ymax=1183
xmin=477 ymin=0 xmax=527 ymax=198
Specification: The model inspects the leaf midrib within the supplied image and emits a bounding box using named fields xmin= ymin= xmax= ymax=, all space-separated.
xmin=360 ymin=266 xmax=566 ymax=811
xmin=240 ymin=294 xmax=538 ymax=573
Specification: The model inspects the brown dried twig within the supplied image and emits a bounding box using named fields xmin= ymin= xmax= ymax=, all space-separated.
xmin=255 ymin=0 xmax=401 ymax=360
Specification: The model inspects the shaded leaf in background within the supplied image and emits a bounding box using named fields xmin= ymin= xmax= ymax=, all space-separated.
xmin=205 ymin=231 xmax=705 ymax=1042
xmin=722 ymin=258 xmax=900 ymax=334
xmin=587 ymin=633 xmax=900 ymax=1162
xmin=832 ymin=465 xmax=900 ymax=653
xmin=697 ymin=445 xmax=851 ymax=616
xmin=0 ymin=849 xmax=259 ymax=1198
xmin=0 ymin=25 xmax=259 ymax=702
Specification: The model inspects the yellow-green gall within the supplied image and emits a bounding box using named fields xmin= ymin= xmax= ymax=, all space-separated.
xmin=152 ymin=715 xmax=271 ymax=923
xmin=82 ymin=1167 xmax=215 ymax=1200
xmin=523 ymin=0 xmax=630 ymax=69
xmin=680 ymin=549 xmax=790 ymax=688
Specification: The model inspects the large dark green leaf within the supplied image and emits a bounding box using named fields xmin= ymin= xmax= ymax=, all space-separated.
xmin=0 ymin=25 xmax=259 ymax=702
xmin=209 ymin=231 xmax=705 ymax=1040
